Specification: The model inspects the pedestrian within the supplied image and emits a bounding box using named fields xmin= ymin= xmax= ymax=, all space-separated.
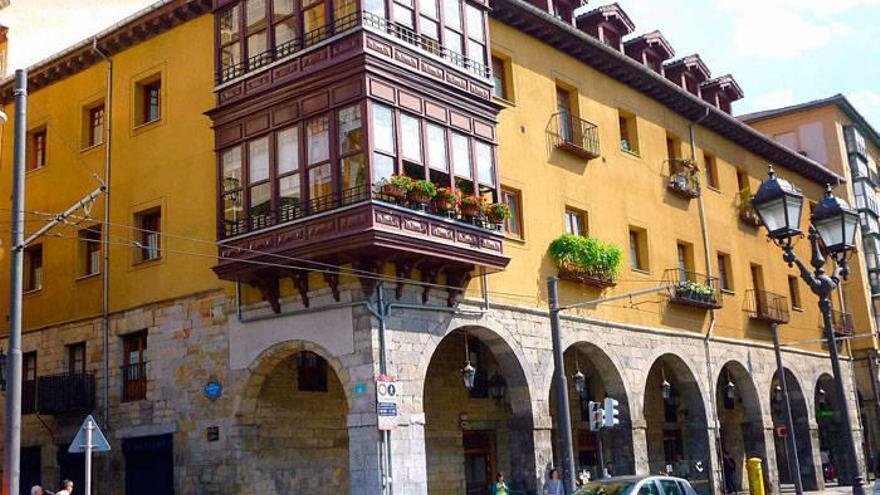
xmin=30 ymin=486 xmax=44 ymax=495
xmin=492 ymin=471 xmax=510 ymax=495
xmin=544 ymin=468 xmax=564 ymax=495
xmin=604 ymin=462 xmax=614 ymax=478
xmin=55 ymin=480 xmax=73 ymax=495
xmin=722 ymin=451 xmax=737 ymax=495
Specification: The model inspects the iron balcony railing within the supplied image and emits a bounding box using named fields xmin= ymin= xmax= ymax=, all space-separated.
xmin=664 ymin=268 xmax=722 ymax=309
xmin=37 ymin=373 xmax=96 ymax=415
xmin=224 ymin=182 xmax=503 ymax=238
xmin=745 ymin=289 xmax=790 ymax=324
xmin=547 ymin=112 xmax=601 ymax=159
xmin=666 ymin=159 xmax=701 ymax=199
xmin=217 ymin=11 xmax=490 ymax=84
xmin=122 ymin=362 xmax=148 ymax=402
xmin=827 ymin=310 xmax=855 ymax=337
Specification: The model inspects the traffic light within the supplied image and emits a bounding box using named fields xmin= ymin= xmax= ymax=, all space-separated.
xmin=604 ymin=397 xmax=620 ymax=428
xmin=588 ymin=401 xmax=605 ymax=431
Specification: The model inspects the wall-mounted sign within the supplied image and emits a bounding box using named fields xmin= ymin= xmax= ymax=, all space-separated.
xmin=376 ymin=375 xmax=398 ymax=431
xmin=204 ymin=380 xmax=222 ymax=400
xmin=354 ymin=383 xmax=367 ymax=396
xmin=206 ymin=426 xmax=220 ymax=442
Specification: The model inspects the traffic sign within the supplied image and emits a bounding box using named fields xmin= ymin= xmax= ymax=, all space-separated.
xmin=775 ymin=424 xmax=788 ymax=438
xmin=69 ymin=415 xmax=111 ymax=453
xmin=376 ymin=375 xmax=399 ymax=431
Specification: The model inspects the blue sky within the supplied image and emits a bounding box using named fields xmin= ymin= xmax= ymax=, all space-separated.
xmin=2 ymin=0 xmax=880 ymax=125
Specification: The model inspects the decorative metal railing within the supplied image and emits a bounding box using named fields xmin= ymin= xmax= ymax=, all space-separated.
xmin=37 ymin=373 xmax=96 ymax=415
xmin=547 ymin=112 xmax=601 ymax=159
xmin=122 ymin=362 xmax=148 ymax=402
xmin=666 ymin=159 xmax=701 ymax=198
xmin=745 ymin=289 xmax=790 ymax=324
xmin=217 ymin=11 xmax=490 ymax=84
xmin=828 ymin=309 xmax=855 ymax=337
xmin=664 ymin=268 xmax=722 ymax=309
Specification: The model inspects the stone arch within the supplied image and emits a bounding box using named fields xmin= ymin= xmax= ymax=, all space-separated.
xmin=770 ymin=367 xmax=819 ymax=491
xmin=814 ymin=372 xmax=852 ymax=484
xmin=716 ymin=360 xmax=768 ymax=493
xmin=422 ymin=325 xmax=539 ymax=494
xmin=644 ymin=353 xmax=713 ymax=494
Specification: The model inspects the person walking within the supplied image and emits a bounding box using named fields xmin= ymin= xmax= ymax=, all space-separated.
xmin=544 ymin=468 xmax=563 ymax=495
xmin=492 ymin=472 xmax=510 ymax=495
xmin=722 ymin=451 xmax=737 ymax=495
xmin=55 ymin=480 xmax=73 ymax=495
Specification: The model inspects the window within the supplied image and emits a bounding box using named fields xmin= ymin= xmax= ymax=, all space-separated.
xmin=86 ymin=104 xmax=105 ymax=148
xmin=248 ymin=136 xmax=272 ymax=226
xmin=618 ymin=110 xmax=639 ymax=154
xmin=136 ymin=77 xmax=161 ymax=126
xmin=676 ymin=242 xmax=694 ymax=279
xmin=338 ymin=104 xmax=365 ymax=194
xmin=27 ymin=128 xmax=47 ymax=171
xmin=704 ymin=152 xmax=719 ymax=189
xmin=24 ymin=244 xmax=43 ymax=292
xmin=564 ymin=207 xmax=586 ymax=236
xmin=717 ymin=253 xmax=733 ymax=291
xmin=122 ymin=332 xmax=147 ymax=402
xmin=491 ymin=56 xmax=509 ymax=100
xmin=750 ymin=264 xmax=764 ymax=291
xmin=222 ymin=146 xmax=245 ymax=235
xmin=501 ymin=188 xmax=523 ymax=238
xmin=556 ymin=85 xmax=574 ymax=141
xmin=666 ymin=134 xmax=681 ymax=161
xmin=629 ymin=227 xmax=648 ymax=271
xmin=372 ymin=103 xmax=396 ymax=182
xmin=135 ymin=209 xmax=161 ymax=263
xmin=218 ymin=4 xmax=242 ymax=76
xmin=736 ymin=169 xmax=749 ymax=193
xmin=78 ymin=226 xmax=102 ymax=277
xmin=788 ymin=275 xmax=802 ymax=310
xmin=296 ymin=351 xmax=328 ymax=392
xmin=22 ymin=351 xmax=37 ymax=415
xmin=67 ymin=343 xmax=86 ymax=375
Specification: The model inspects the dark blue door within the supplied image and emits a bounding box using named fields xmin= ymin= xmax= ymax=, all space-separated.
xmin=123 ymin=434 xmax=173 ymax=495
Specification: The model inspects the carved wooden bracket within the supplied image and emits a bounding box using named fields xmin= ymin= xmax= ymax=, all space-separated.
xmin=356 ymin=258 xmax=383 ymax=297
xmin=250 ymin=275 xmax=281 ymax=314
xmin=289 ymin=270 xmax=310 ymax=308
xmin=323 ymin=269 xmax=341 ymax=302
xmin=446 ymin=269 xmax=473 ymax=307
xmin=395 ymin=260 xmax=416 ymax=299
xmin=421 ymin=266 xmax=440 ymax=304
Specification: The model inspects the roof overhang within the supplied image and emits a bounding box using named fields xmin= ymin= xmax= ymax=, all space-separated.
xmin=665 ymin=54 xmax=711 ymax=82
xmin=576 ymin=2 xmax=636 ymax=35
xmin=702 ymin=75 xmax=744 ymax=101
xmin=623 ymin=30 xmax=675 ymax=60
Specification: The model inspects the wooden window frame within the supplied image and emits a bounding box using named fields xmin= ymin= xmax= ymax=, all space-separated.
xmin=122 ymin=331 xmax=148 ymax=402
xmin=28 ymin=128 xmax=47 ymax=171
xmin=88 ymin=104 xmax=105 ymax=148
xmin=717 ymin=252 xmax=733 ymax=292
xmin=24 ymin=244 xmax=43 ymax=292
xmin=703 ymin=152 xmax=719 ymax=190
xmin=22 ymin=351 xmax=37 ymax=415
xmin=134 ymin=209 xmax=161 ymax=263
xmin=67 ymin=342 xmax=86 ymax=375
xmin=788 ymin=275 xmax=802 ymax=310
xmin=618 ymin=110 xmax=639 ymax=155
xmin=491 ymin=56 xmax=507 ymax=100
xmin=78 ymin=226 xmax=102 ymax=278
xmin=629 ymin=227 xmax=648 ymax=272
xmin=143 ymin=80 xmax=161 ymax=125
xmin=501 ymin=187 xmax=523 ymax=239
xmin=564 ymin=207 xmax=587 ymax=237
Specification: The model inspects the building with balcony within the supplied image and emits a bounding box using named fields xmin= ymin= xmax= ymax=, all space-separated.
xmin=0 ymin=1 xmax=870 ymax=495
xmin=741 ymin=94 xmax=880 ymax=479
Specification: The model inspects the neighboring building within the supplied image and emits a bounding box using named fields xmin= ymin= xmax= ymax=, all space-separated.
xmin=0 ymin=1 xmax=869 ymax=495
xmin=741 ymin=94 xmax=880 ymax=478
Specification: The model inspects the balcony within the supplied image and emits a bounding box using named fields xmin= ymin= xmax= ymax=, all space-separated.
xmin=745 ymin=289 xmax=790 ymax=324
xmin=666 ymin=159 xmax=701 ymax=199
xmin=547 ymin=112 xmax=601 ymax=159
xmin=216 ymin=11 xmax=490 ymax=85
xmin=37 ymin=373 xmax=96 ymax=415
xmin=827 ymin=310 xmax=855 ymax=337
xmin=738 ymin=189 xmax=762 ymax=228
xmin=664 ymin=269 xmax=722 ymax=309
xmin=215 ymin=184 xmax=509 ymax=310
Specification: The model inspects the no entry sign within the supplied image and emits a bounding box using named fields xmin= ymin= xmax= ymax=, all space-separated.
xmin=377 ymin=375 xmax=399 ymax=431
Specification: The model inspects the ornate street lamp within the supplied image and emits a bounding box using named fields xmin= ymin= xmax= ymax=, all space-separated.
xmin=573 ymin=369 xmax=587 ymax=398
xmin=725 ymin=376 xmax=736 ymax=401
xmin=488 ymin=373 xmax=507 ymax=401
xmin=753 ymin=166 xmax=867 ymax=495
xmin=817 ymin=387 xmax=827 ymax=408
xmin=773 ymin=384 xmax=783 ymax=403
xmin=462 ymin=334 xmax=476 ymax=391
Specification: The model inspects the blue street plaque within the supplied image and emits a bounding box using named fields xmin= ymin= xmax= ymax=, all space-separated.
xmin=354 ymin=383 xmax=367 ymax=396
xmin=204 ymin=380 xmax=222 ymax=400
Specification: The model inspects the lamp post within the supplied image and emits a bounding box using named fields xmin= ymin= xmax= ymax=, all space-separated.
xmin=752 ymin=165 xmax=866 ymax=495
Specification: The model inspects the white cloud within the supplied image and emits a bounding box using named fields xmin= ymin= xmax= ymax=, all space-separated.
xmin=850 ymin=90 xmax=880 ymax=127
xmin=753 ymin=89 xmax=795 ymax=110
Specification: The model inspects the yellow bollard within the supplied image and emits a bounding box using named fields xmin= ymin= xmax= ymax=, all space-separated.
xmin=746 ymin=458 xmax=765 ymax=495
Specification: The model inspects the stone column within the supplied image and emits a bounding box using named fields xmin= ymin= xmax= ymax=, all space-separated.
xmin=807 ymin=425 xmax=824 ymax=491
xmin=631 ymin=421 xmax=650 ymax=476
xmin=386 ymin=411 xmax=429 ymax=495
xmin=348 ymin=411 xmax=386 ymax=495
xmin=759 ymin=425 xmax=781 ymax=495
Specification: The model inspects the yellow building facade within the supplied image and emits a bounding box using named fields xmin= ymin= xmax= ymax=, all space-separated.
xmin=0 ymin=0 xmax=870 ymax=494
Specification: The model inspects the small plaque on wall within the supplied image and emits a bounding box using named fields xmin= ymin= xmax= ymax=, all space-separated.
xmin=206 ymin=426 xmax=220 ymax=442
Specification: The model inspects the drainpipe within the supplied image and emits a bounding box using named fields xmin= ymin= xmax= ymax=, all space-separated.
xmin=92 ymin=38 xmax=112 ymax=432
xmin=690 ymin=107 xmax=724 ymax=491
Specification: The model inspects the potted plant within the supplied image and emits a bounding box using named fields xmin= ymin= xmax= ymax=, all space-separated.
xmin=548 ymin=234 xmax=622 ymax=287
xmin=486 ymin=203 xmax=512 ymax=224
xmin=409 ymin=179 xmax=437 ymax=204
xmin=434 ymin=187 xmax=458 ymax=212
xmin=460 ymin=194 xmax=487 ymax=219
xmin=379 ymin=174 xmax=412 ymax=199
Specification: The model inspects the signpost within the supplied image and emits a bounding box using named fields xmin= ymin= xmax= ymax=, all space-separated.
xmin=69 ymin=415 xmax=111 ymax=495
xmin=376 ymin=375 xmax=398 ymax=431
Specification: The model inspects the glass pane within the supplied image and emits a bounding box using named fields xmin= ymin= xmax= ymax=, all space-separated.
xmin=246 ymin=0 xmax=267 ymax=32
xmin=334 ymin=0 xmax=358 ymax=21
xmin=445 ymin=29 xmax=463 ymax=54
xmin=401 ymin=114 xmax=422 ymax=163
xmin=373 ymin=153 xmax=395 ymax=182
xmin=220 ymin=6 xmax=241 ymax=44
xmin=224 ymin=192 xmax=244 ymax=224
xmin=307 ymin=116 xmax=330 ymax=165
xmin=250 ymin=182 xmax=272 ymax=218
xmin=338 ymin=105 xmax=364 ymax=154
xmin=248 ymin=137 xmax=270 ymax=183
xmin=277 ymin=127 xmax=300 ymax=175
xmin=443 ymin=0 xmax=461 ymax=29
xmin=421 ymin=18 xmax=439 ymax=39
xmin=393 ymin=3 xmax=414 ymax=28
xmin=274 ymin=0 xmax=294 ymax=17
xmin=279 ymin=174 xmax=301 ymax=213
xmin=274 ymin=18 xmax=297 ymax=46
xmin=467 ymin=40 xmax=485 ymax=64
xmin=222 ymin=146 xmax=242 ymax=191
xmin=452 ymin=133 xmax=471 ymax=178
xmin=475 ymin=141 xmax=493 ymax=185
xmin=420 ymin=0 xmax=437 ymax=17
xmin=309 ymin=163 xmax=333 ymax=208
xmin=372 ymin=104 xmax=396 ymax=154
xmin=221 ymin=44 xmax=241 ymax=71
xmin=465 ymin=4 xmax=483 ymax=40
xmin=247 ymin=31 xmax=267 ymax=58
xmin=341 ymin=153 xmax=366 ymax=190
xmin=365 ymin=0 xmax=386 ymax=16
xmin=303 ymin=4 xmax=327 ymax=37
xmin=427 ymin=124 xmax=447 ymax=171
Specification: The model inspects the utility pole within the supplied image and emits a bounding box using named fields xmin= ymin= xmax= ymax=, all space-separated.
xmin=771 ymin=322 xmax=803 ymax=495
xmin=548 ymin=276 xmax=576 ymax=493
xmin=3 ymin=68 xmax=26 ymax=495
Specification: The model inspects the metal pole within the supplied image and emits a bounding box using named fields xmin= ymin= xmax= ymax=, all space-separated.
xmin=3 ymin=69 xmax=26 ymax=495
xmin=868 ymin=351 xmax=880 ymax=478
xmin=549 ymin=276 xmax=576 ymax=493
xmin=819 ymin=296 xmax=866 ymax=495
xmin=596 ymin=430 xmax=605 ymax=479
xmin=376 ymin=283 xmax=393 ymax=495
xmin=772 ymin=322 xmax=804 ymax=495
xmin=85 ymin=417 xmax=94 ymax=495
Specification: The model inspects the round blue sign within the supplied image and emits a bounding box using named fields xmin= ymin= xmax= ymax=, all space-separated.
xmin=204 ymin=381 xmax=222 ymax=400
